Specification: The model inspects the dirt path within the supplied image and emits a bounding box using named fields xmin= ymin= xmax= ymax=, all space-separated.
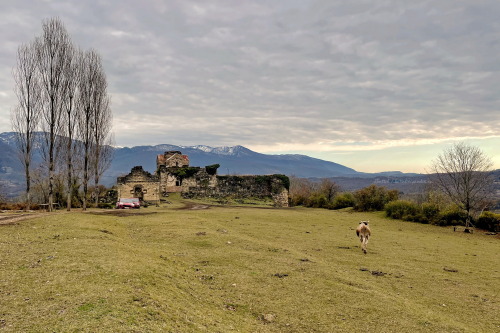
xmin=176 ymin=201 xmax=211 ymax=210
xmin=0 ymin=212 xmax=41 ymax=226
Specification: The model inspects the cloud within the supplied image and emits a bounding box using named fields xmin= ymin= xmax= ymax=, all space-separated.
xmin=0 ymin=0 xmax=498 ymax=172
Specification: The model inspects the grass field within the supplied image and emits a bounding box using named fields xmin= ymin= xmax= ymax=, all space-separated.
xmin=0 ymin=196 xmax=498 ymax=332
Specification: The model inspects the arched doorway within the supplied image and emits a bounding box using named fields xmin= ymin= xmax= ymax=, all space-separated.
xmin=133 ymin=185 xmax=144 ymax=200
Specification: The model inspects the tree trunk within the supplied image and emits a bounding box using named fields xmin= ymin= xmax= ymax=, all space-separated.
xmin=66 ymin=147 xmax=72 ymax=211
xmin=25 ymin=164 xmax=31 ymax=211
xmin=82 ymin=140 xmax=89 ymax=211
xmin=66 ymin=96 xmax=74 ymax=211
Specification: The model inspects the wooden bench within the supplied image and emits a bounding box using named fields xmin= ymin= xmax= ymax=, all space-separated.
xmin=453 ymin=226 xmax=474 ymax=233
xmin=39 ymin=203 xmax=60 ymax=211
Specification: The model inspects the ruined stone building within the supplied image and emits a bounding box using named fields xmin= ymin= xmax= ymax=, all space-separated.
xmin=116 ymin=151 xmax=289 ymax=207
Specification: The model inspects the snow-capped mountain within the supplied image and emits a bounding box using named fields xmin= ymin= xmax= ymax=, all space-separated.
xmin=110 ymin=143 xmax=359 ymax=181
xmin=0 ymin=132 xmax=363 ymax=197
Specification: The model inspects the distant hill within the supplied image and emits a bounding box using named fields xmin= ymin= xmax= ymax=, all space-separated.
xmin=0 ymin=131 xmax=422 ymax=197
xmin=109 ymin=143 xmax=361 ymax=180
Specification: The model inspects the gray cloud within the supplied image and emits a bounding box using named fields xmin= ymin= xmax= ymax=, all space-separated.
xmin=0 ymin=0 xmax=499 ymax=171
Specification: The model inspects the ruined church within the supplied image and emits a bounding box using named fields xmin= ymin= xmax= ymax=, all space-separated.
xmin=116 ymin=151 xmax=289 ymax=207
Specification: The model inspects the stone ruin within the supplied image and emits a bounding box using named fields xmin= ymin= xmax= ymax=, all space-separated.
xmin=116 ymin=151 xmax=289 ymax=207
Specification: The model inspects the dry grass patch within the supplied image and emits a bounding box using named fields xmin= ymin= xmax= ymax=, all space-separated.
xmin=0 ymin=201 xmax=498 ymax=332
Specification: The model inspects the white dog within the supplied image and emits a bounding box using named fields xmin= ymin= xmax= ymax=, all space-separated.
xmin=356 ymin=221 xmax=371 ymax=254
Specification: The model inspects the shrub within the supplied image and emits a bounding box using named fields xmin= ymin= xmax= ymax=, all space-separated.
xmin=330 ymin=192 xmax=356 ymax=209
xmin=205 ymin=164 xmax=220 ymax=176
xmin=307 ymin=193 xmax=328 ymax=208
xmin=436 ymin=208 xmax=468 ymax=226
xmin=354 ymin=185 xmax=399 ymax=211
xmin=274 ymin=174 xmax=290 ymax=191
xmin=385 ymin=200 xmax=419 ymax=220
xmin=288 ymin=177 xmax=315 ymax=207
xmin=421 ymin=203 xmax=440 ymax=224
xmin=290 ymin=194 xmax=308 ymax=207
xmin=476 ymin=212 xmax=500 ymax=232
xmin=97 ymin=203 xmax=114 ymax=209
xmin=0 ymin=202 xmax=42 ymax=210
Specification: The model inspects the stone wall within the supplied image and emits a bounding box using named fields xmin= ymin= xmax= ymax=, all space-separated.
xmin=183 ymin=174 xmax=290 ymax=207
xmin=116 ymin=152 xmax=289 ymax=207
xmin=158 ymin=166 xmax=217 ymax=193
xmin=116 ymin=166 xmax=160 ymax=201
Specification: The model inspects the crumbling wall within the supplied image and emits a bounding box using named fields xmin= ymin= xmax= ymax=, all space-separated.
xmin=158 ymin=166 xmax=217 ymax=193
xmin=183 ymin=174 xmax=290 ymax=207
xmin=116 ymin=152 xmax=289 ymax=207
xmin=116 ymin=166 xmax=160 ymax=201
xmin=156 ymin=151 xmax=189 ymax=168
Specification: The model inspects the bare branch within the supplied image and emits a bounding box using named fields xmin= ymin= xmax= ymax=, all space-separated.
xmin=429 ymin=142 xmax=494 ymax=230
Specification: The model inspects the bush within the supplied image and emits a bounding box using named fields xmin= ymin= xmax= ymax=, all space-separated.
xmin=97 ymin=203 xmax=114 ymax=209
xmin=354 ymin=185 xmax=399 ymax=212
xmin=330 ymin=192 xmax=356 ymax=209
xmin=205 ymin=164 xmax=220 ymax=176
xmin=0 ymin=202 xmax=44 ymax=210
xmin=421 ymin=203 xmax=440 ymax=223
xmin=436 ymin=208 xmax=468 ymax=226
xmin=476 ymin=212 xmax=500 ymax=232
xmin=290 ymin=194 xmax=309 ymax=207
xmin=307 ymin=193 xmax=328 ymax=208
xmin=385 ymin=200 xmax=419 ymax=220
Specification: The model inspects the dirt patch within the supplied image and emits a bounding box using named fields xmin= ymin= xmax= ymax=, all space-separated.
xmin=176 ymin=202 xmax=211 ymax=210
xmin=177 ymin=200 xmax=285 ymax=210
xmin=0 ymin=213 xmax=38 ymax=226
xmin=87 ymin=210 xmax=158 ymax=217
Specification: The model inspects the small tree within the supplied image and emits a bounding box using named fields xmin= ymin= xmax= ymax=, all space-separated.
xmin=429 ymin=142 xmax=494 ymax=232
xmin=289 ymin=176 xmax=316 ymax=206
xmin=318 ymin=179 xmax=341 ymax=203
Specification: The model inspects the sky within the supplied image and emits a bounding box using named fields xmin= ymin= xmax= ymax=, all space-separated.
xmin=0 ymin=0 xmax=499 ymax=173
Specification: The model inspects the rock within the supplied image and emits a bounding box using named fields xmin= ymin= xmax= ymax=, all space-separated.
xmin=261 ymin=313 xmax=276 ymax=323
xmin=443 ymin=267 xmax=458 ymax=272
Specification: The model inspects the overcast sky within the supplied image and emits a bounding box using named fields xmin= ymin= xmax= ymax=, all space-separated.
xmin=1 ymin=0 xmax=499 ymax=173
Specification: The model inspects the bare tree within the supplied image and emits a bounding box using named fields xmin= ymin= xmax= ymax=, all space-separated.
xmin=90 ymin=68 xmax=113 ymax=206
xmin=78 ymin=49 xmax=111 ymax=210
xmin=11 ymin=17 xmax=113 ymax=211
xmin=430 ymin=142 xmax=494 ymax=232
xmin=93 ymin=134 xmax=114 ymax=205
xmin=289 ymin=176 xmax=316 ymax=206
xmin=319 ymin=178 xmax=341 ymax=203
xmin=35 ymin=18 xmax=73 ymax=211
xmin=61 ymin=47 xmax=82 ymax=210
xmin=11 ymin=41 xmax=41 ymax=210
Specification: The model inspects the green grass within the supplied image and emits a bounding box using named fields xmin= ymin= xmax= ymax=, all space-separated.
xmin=0 ymin=199 xmax=498 ymax=332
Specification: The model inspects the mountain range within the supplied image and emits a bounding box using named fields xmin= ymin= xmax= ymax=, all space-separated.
xmin=0 ymin=132 xmax=417 ymax=198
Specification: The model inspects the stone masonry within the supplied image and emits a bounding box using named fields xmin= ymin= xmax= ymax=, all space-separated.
xmin=116 ymin=151 xmax=289 ymax=207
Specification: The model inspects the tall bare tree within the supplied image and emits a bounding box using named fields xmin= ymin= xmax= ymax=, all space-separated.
xmin=61 ymin=47 xmax=82 ymax=210
xmin=11 ymin=41 xmax=41 ymax=210
xmin=78 ymin=49 xmax=112 ymax=210
xmin=90 ymin=68 xmax=113 ymax=205
xmin=430 ymin=142 xmax=494 ymax=232
xmin=35 ymin=18 xmax=73 ymax=211
xmin=93 ymin=133 xmax=114 ymax=205
xmin=12 ymin=17 xmax=113 ymax=211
